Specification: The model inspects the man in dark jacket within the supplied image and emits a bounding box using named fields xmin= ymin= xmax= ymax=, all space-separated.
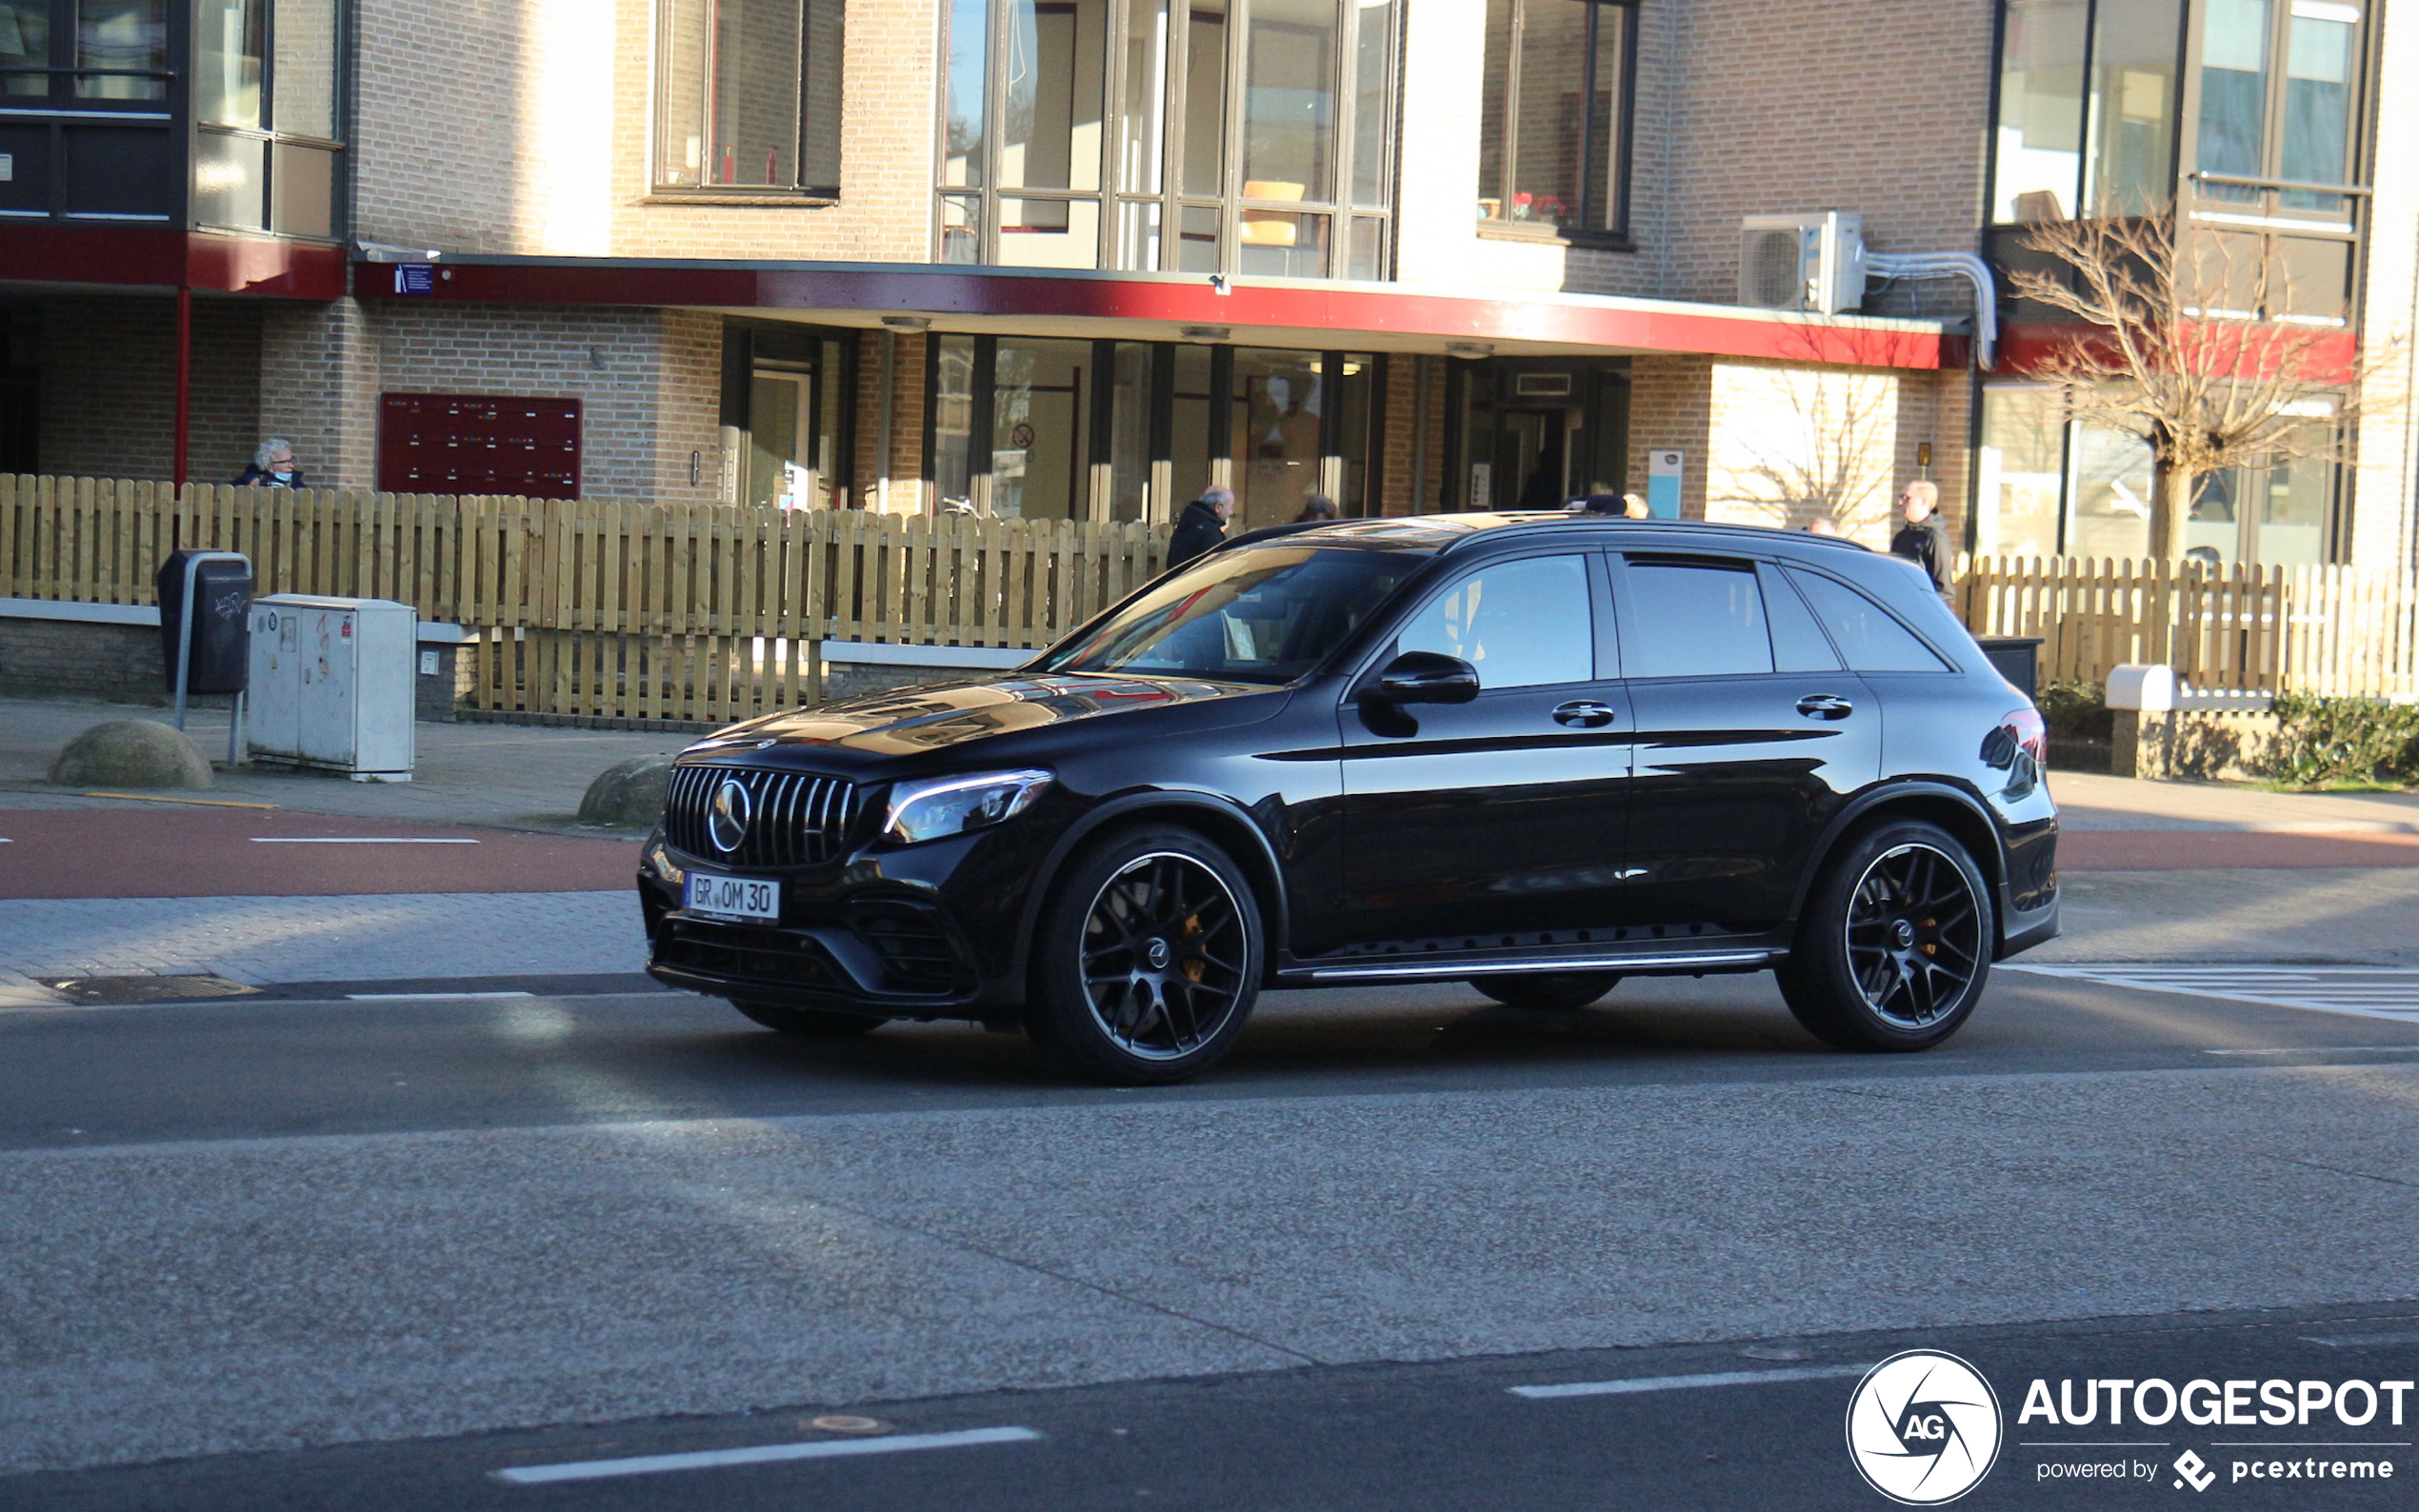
xmin=1167 ymin=486 xmax=1234 ymax=570
xmin=1889 ymin=479 xmax=1953 ymax=599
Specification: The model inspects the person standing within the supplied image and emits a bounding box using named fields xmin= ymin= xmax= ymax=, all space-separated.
xmin=1889 ymin=480 xmax=1953 ymax=598
xmin=1167 ymin=485 xmax=1234 ymax=569
xmin=1293 ymin=493 xmax=1338 ymax=523
xmin=234 ymin=438 xmax=303 ymax=488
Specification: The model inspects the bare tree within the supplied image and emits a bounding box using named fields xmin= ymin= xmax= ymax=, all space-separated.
xmin=2009 ymin=214 xmax=2392 ymax=560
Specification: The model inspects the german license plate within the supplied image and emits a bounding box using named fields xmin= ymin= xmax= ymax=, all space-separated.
xmin=684 ymin=869 xmax=780 ymax=923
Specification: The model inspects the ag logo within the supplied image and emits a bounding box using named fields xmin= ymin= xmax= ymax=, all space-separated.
xmin=1846 ymin=1350 xmax=2003 ymax=1504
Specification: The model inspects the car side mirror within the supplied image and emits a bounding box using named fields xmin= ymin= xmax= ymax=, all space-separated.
xmin=1372 ymin=650 xmax=1480 ymax=705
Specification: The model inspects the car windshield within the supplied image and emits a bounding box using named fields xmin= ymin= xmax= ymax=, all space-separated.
xmin=1035 ymin=545 xmax=1429 ymax=685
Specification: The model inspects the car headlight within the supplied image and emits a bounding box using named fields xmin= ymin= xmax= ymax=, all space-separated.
xmin=881 ymin=769 xmax=1053 ymax=846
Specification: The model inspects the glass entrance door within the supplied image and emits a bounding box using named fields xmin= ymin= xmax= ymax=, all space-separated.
xmin=749 ymin=366 xmax=813 ymax=510
xmin=1494 ymin=407 xmax=1570 ymax=510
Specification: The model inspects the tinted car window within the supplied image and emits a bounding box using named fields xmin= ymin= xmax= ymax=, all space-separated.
xmin=1623 ymin=560 xmax=1773 ymax=678
xmin=1039 ymin=545 xmax=1426 ymax=683
xmin=1396 ymin=554 xmax=1592 ymax=688
xmin=1787 ymin=567 xmax=1952 ymax=672
xmin=1760 ymin=563 xmax=1842 ymax=672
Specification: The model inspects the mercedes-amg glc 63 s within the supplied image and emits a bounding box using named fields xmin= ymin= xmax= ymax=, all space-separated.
xmin=638 ymin=513 xmax=2058 ymax=1083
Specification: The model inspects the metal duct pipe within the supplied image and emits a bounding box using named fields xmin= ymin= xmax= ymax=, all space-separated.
xmin=1868 ymin=252 xmax=1998 ymax=370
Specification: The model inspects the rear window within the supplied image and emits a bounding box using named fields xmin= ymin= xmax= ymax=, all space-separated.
xmin=1786 ymin=567 xmax=1952 ymax=672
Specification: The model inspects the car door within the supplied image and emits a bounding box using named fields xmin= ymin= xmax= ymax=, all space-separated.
xmin=1609 ymin=552 xmax=1879 ymax=934
xmin=1337 ymin=550 xmax=1633 ymax=947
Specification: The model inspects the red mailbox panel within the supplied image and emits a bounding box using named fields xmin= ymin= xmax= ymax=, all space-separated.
xmin=376 ymin=393 xmax=581 ymax=498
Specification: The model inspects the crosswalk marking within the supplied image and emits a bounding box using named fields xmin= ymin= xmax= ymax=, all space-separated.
xmin=2006 ymin=963 xmax=2419 ymax=1024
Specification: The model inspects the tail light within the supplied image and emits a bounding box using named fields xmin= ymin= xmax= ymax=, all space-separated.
xmin=2002 ymin=706 xmax=2047 ymax=767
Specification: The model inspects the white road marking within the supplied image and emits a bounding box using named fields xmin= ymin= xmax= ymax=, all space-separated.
xmin=250 ymin=837 xmax=479 ymax=844
xmin=2301 ymin=1327 xmax=2419 ymax=1348
xmin=490 ymin=1425 xmax=1045 ymax=1484
xmin=2207 ymin=1045 xmax=2419 ymax=1056
xmin=2008 ymin=963 xmax=2419 ymax=1025
xmin=345 ymin=990 xmax=537 ymax=1001
xmin=1510 ymin=1363 xmax=1870 ymax=1399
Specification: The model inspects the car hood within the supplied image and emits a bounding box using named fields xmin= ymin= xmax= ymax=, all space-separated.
xmin=691 ymin=673 xmax=1279 ymax=760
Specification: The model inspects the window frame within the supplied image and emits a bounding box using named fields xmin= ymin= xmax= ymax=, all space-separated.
xmin=650 ymin=0 xmax=843 ymax=201
xmin=1605 ymin=551 xmax=1788 ymax=683
xmin=1352 ymin=547 xmax=1616 ymax=692
xmin=2177 ymin=0 xmax=2369 ymax=225
xmin=1474 ymin=0 xmax=1638 ymax=249
xmin=936 ymin=0 xmax=1399 ymax=277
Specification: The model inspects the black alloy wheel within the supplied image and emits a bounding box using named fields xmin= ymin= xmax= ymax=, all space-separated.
xmin=1778 ymin=819 xmax=1992 ymax=1052
xmin=1030 ymin=826 xmax=1263 ymax=1084
xmin=1471 ymin=971 xmax=1623 ymax=1010
xmin=730 ymin=1000 xmax=887 ymax=1037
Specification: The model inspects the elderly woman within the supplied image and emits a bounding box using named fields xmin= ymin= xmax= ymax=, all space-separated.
xmin=235 ymin=439 xmax=303 ymax=488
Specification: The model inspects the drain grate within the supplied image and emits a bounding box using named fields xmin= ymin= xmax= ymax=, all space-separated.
xmin=42 ymin=975 xmax=260 ymax=1005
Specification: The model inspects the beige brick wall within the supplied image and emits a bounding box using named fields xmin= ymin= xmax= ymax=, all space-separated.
xmin=352 ymin=0 xmax=935 ymax=264
xmin=35 ymin=297 xmax=261 ymax=485
xmin=1398 ymin=0 xmax=1992 ymax=304
xmin=852 ymin=329 xmax=930 ymax=511
xmin=1620 ymin=357 xmax=1964 ymax=548
xmin=260 ymin=299 xmax=381 ymax=489
xmin=363 ymin=305 xmax=725 ymax=502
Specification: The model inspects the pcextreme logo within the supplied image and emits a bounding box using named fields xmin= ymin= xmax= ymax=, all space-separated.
xmin=1846 ymin=1350 xmax=2006 ymax=1505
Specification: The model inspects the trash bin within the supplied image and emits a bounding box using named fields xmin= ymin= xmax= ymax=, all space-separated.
xmin=156 ymin=549 xmax=252 ymax=696
xmin=1976 ymin=636 xmax=2044 ymax=701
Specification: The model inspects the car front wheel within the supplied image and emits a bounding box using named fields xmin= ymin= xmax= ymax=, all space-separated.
xmin=1030 ymin=826 xmax=1264 ymax=1084
xmin=1777 ymin=819 xmax=1992 ymax=1052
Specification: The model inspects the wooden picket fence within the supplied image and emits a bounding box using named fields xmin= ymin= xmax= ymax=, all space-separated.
xmin=0 ymin=476 xmax=1166 ymax=723
xmin=1959 ymin=555 xmax=2419 ymax=698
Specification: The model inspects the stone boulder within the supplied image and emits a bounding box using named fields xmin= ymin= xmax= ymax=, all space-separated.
xmin=50 ymin=720 xmax=214 ymax=789
xmin=579 ymin=754 xmax=674 ymax=828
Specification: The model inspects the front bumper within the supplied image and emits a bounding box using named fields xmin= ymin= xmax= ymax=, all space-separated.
xmin=637 ymin=831 xmax=1021 ymax=1018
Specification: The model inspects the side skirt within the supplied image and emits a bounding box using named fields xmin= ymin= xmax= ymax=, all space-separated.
xmin=1276 ymin=944 xmax=1784 ymax=987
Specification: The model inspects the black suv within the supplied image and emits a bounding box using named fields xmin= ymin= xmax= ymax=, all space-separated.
xmin=639 ymin=514 xmax=2057 ymax=1083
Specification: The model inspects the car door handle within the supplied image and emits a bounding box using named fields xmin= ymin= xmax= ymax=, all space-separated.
xmin=1552 ymin=700 xmax=1618 ymax=728
xmin=1796 ymin=693 xmax=1855 ymax=720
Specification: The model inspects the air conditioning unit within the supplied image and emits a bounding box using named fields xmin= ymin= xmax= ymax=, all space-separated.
xmin=1738 ymin=211 xmax=1867 ymax=315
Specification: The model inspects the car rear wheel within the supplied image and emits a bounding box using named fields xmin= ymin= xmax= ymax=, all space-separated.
xmin=1778 ymin=819 xmax=1992 ymax=1052
xmin=730 ymin=1000 xmax=887 ymax=1038
xmin=1471 ymin=971 xmax=1622 ymax=1010
xmin=1030 ymin=826 xmax=1264 ymax=1084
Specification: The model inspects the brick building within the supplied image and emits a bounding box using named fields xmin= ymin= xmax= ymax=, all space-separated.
xmin=0 ymin=0 xmax=2409 ymax=567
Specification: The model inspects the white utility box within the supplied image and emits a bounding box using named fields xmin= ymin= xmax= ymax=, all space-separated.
xmin=247 ymin=595 xmax=418 ymax=780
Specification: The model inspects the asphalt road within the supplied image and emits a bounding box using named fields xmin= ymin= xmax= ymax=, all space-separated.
xmin=6 ymin=971 xmax=2419 ymax=1507
xmin=10 ymin=1302 xmax=2415 ymax=1511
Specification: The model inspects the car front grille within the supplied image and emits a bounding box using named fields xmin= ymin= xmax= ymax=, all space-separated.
xmin=664 ymin=764 xmax=862 ymax=867
xmin=653 ymin=919 xmax=837 ymax=985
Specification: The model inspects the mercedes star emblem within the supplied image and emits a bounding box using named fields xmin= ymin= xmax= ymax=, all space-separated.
xmin=708 ymin=776 xmax=752 ymax=853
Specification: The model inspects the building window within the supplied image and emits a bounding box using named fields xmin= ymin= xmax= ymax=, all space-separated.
xmin=1973 ymin=384 xmax=2340 ymax=564
xmin=1474 ymin=0 xmax=1633 ymax=241
xmin=2189 ymin=0 xmax=2361 ymax=211
xmin=940 ymin=0 xmax=1396 ymax=276
xmin=1992 ymin=0 xmax=2182 ymax=222
xmin=0 ymin=0 xmax=172 ymax=104
xmin=929 ymin=339 xmax=1378 ymax=523
xmin=654 ymin=0 xmax=843 ymax=195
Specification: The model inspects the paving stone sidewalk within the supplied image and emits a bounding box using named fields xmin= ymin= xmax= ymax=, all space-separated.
xmin=0 ymin=891 xmax=643 ymax=1005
